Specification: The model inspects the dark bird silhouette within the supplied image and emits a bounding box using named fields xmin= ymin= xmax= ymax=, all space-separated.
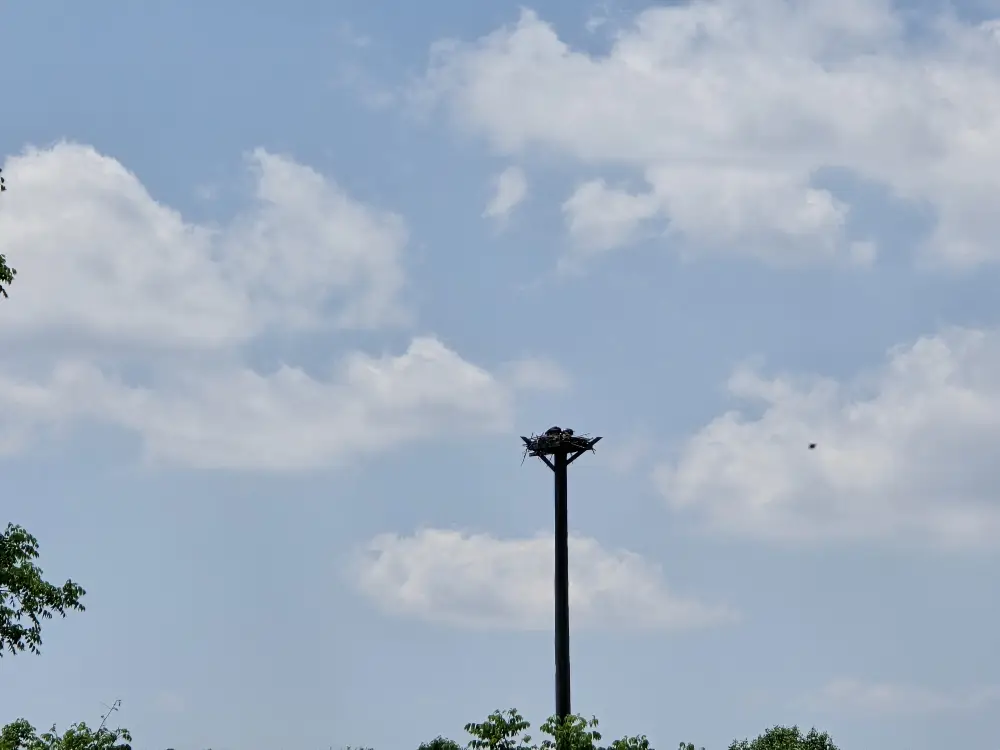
xmin=808 ymin=443 xmax=817 ymax=450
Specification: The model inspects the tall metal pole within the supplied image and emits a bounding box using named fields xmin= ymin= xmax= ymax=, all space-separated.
xmin=521 ymin=427 xmax=602 ymax=727
xmin=553 ymin=449 xmax=571 ymax=721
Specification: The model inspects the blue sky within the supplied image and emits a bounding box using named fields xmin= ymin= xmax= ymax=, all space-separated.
xmin=3 ymin=1 xmax=1000 ymax=749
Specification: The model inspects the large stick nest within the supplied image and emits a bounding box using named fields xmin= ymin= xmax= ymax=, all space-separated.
xmin=522 ymin=426 xmax=600 ymax=459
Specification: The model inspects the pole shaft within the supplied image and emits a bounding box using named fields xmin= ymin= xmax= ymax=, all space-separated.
xmin=553 ymin=450 xmax=571 ymax=722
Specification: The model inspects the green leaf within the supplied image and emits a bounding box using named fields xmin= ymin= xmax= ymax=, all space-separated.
xmin=0 ymin=523 xmax=87 ymax=657
xmin=0 ymin=167 xmax=15 ymax=299
xmin=0 ymin=720 xmax=132 ymax=750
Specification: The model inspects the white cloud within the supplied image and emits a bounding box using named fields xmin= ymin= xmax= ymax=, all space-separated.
xmin=125 ymin=337 xmax=511 ymax=470
xmin=0 ymin=142 xmax=407 ymax=349
xmin=584 ymin=1 xmax=629 ymax=35
xmin=0 ymin=144 xmax=523 ymax=469
xmin=482 ymin=165 xmax=528 ymax=221
xmin=502 ymin=356 xmax=572 ymax=392
xmin=562 ymin=179 xmax=660 ymax=255
xmin=228 ymin=148 xmax=408 ymax=332
xmin=807 ymin=678 xmax=1000 ymax=715
xmin=653 ymin=327 xmax=1000 ymax=548
xmin=419 ymin=2 xmax=1000 ymax=266
xmin=0 ymin=339 xmax=514 ymax=471
xmin=354 ymin=528 xmax=736 ymax=630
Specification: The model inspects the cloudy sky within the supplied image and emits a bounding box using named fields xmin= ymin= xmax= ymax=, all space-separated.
xmin=2 ymin=0 xmax=1000 ymax=748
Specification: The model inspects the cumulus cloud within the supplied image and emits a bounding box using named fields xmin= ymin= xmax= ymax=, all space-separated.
xmin=653 ymin=327 xmax=1000 ymax=548
xmin=482 ymin=165 xmax=528 ymax=221
xmin=353 ymin=528 xmax=736 ymax=630
xmin=562 ymin=179 xmax=660 ymax=255
xmin=0 ymin=143 xmax=407 ymax=348
xmin=806 ymin=678 xmax=1000 ymax=715
xmin=0 ymin=338 xmax=512 ymax=469
xmin=419 ymin=1 xmax=1000 ymax=266
xmin=0 ymin=143 xmax=521 ymax=469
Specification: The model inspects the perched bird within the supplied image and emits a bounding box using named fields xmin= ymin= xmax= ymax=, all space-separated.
xmin=808 ymin=443 xmax=817 ymax=450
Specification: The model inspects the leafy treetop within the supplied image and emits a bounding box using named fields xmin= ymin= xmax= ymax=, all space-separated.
xmin=0 ymin=720 xmax=131 ymax=750
xmin=0 ymin=523 xmax=86 ymax=657
xmin=428 ymin=710 xmax=837 ymax=750
xmin=727 ymin=726 xmax=839 ymax=750
xmin=459 ymin=709 xmax=652 ymax=750
xmin=0 ymin=166 xmax=13 ymax=298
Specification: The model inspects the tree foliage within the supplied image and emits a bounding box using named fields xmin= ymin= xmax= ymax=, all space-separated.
xmin=458 ymin=709 xmax=652 ymax=750
xmin=726 ymin=726 xmax=838 ymax=750
xmin=0 ymin=166 xmax=13 ymax=298
xmin=419 ymin=739 xmax=463 ymax=750
xmin=0 ymin=252 xmax=12 ymax=298
xmin=0 ymin=698 xmax=840 ymax=750
xmin=0 ymin=720 xmax=131 ymax=750
xmin=0 ymin=523 xmax=86 ymax=656
xmin=422 ymin=710 xmax=837 ymax=750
